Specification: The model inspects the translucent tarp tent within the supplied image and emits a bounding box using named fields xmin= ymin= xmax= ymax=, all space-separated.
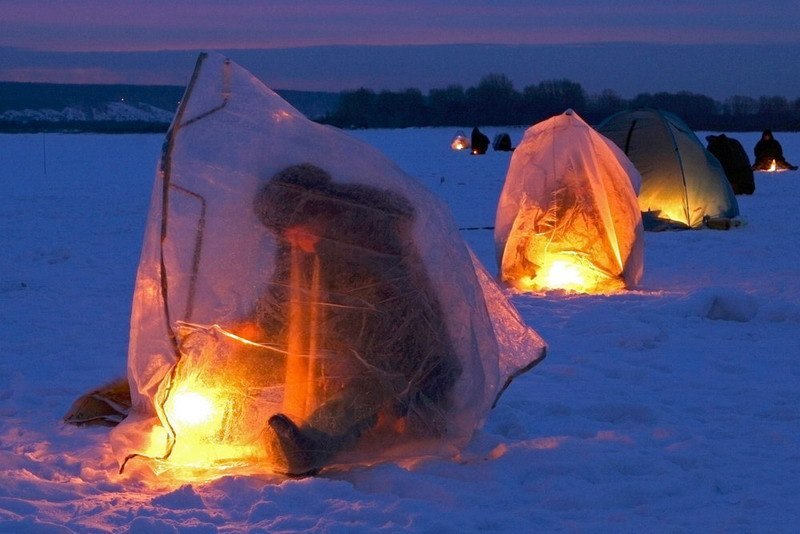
xmin=110 ymin=52 xmax=546 ymax=478
xmin=494 ymin=110 xmax=644 ymax=294
xmin=597 ymin=108 xmax=739 ymax=230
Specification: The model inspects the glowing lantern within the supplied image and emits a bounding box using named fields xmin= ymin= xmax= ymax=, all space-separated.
xmin=768 ymin=159 xmax=777 ymax=172
xmin=450 ymin=131 xmax=470 ymax=151
xmin=168 ymin=390 xmax=215 ymax=429
xmin=542 ymin=259 xmax=589 ymax=292
xmin=151 ymin=323 xmax=281 ymax=471
xmin=495 ymin=110 xmax=644 ymax=294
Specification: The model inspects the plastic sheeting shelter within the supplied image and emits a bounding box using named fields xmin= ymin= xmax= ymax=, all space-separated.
xmin=597 ymin=108 xmax=739 ymax=230
xmin=110 ymin=53 xmax=546 ymax=479
xmin=494 ymin=110 xmax=644 ymax=294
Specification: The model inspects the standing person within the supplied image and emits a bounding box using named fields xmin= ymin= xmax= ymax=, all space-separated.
xmin=753 ymin=130 xmax=798 ymax=171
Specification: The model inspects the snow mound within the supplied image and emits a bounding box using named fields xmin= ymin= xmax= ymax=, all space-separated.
xmin=704 ymin=291 xmax=759 ymax=322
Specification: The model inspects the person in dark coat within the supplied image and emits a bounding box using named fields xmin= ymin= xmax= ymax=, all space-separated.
xmin=752 ymin=130 xmax=798 ymax=171
xmin=706 ymin=134 xmax=755 ymax=194
xmin=252 ymin=163 xmax=462 ymax=476
xmin=471 ymin=127 xmax=490 ymax=155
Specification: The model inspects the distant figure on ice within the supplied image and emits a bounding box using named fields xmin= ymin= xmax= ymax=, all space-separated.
xmin=471 ymin=127 xmax=490 ymax=155
xmin=752 ymin=130 xmax=798 ymax=171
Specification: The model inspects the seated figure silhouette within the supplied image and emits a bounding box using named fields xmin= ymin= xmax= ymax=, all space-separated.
xmin=252 ymin=163 xmax=462 ymax=476
xmin=752 ymin=129 xmax=798 ymax=171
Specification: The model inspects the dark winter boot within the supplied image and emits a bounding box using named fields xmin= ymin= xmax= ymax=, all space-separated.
xmin=266 ymin=407 xmax=379 ymax=476
xmin=267 ymin=413 xmax=326 ymax=476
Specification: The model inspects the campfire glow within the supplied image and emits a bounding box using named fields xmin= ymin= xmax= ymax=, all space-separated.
xmin=451 ymin=138 xmax=469 ymax=150
xmin=543 ymin=259 xmax=588 ymax=292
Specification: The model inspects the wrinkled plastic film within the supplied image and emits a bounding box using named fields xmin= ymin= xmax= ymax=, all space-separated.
xmin=111 ymin=53 xmax=545 ymax=477
xmin=495 ymin=111 xmax=644 ymax=294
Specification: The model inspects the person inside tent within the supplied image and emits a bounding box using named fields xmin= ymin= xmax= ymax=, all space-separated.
xmin=752 ymin=129 xmax=798 ymax=171
xmin=250 ymin=163 xmax=462 ymax=476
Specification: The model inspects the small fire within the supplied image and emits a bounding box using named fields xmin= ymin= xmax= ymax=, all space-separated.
xmin=768 ymin=159 xmax=777 ymax=172
xmin=451 ymin=139 xmax=469 ymax=150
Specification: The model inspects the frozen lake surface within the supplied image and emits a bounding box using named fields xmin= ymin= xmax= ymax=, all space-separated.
xmin=0 ymin=128 xmax=798 ymax=532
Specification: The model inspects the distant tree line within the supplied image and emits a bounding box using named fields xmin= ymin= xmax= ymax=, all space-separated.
xmin=320 ymin=73 xmax=800 ymax=131
xmin=3 ymin=77 xmax=799 ymax=133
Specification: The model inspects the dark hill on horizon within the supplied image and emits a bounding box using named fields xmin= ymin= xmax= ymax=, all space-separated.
xmin=0 ymin=81 xmax=340 ymax=132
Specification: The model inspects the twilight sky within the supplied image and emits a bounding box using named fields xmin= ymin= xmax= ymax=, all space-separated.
xmin=4 ymin=0 xmax=800 ymax=50
xmin=2 ymin=0 xmax=800 ymax=98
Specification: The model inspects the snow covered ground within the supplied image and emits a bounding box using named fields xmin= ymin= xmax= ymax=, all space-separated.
xmin=0 ymin=127 xmax=798 ymax=532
